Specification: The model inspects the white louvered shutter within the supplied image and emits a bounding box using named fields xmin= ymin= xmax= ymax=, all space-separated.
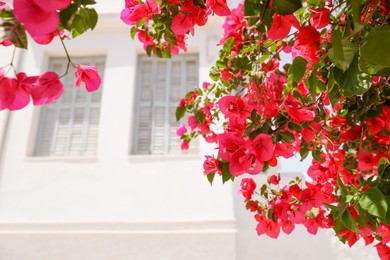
xmin=133 ymin=54 xmax=199 ymax=155
xmin=34 ymin=56 xmax=105 ymax=157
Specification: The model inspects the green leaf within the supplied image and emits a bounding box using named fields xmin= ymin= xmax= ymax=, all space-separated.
xmin=312 ymin=149 xmax=324 ymax=162
xmin=279 ymin=131 xmax=295 ymax=142
xmin=328 ymin=82 xmax=342 ymax=107
xmin=299 ymin=146 xmax=309 ymax=161
xmin=289 ymin=56 xmax=308 ymax=83
xmin=333 ymin=54 xmax=372 ymax=97
xmin=70 ymin=14 xmax=88 ymax=38
xmin=80 ymin=8 xmax=98 ymax=30
xmin=209 ymin=66 xmax=220 ymax=81
xmin=130 ymin=26 xmax=137 ymax=39
xmin=328 ymin=40 xmax=357 ymax=72
xmin=219 ymin=161 xmax=233 ymax=184
xmin=341 ymin=210 xmax=361 ymax=233
xmin=175 ymin=106 xmax=186 ymax=121
xmin=359 ymin=187 xmax=388 ymax=219
xmin=273 ymin=0 xmax=302 ymax=15
xmin=207 ymin=172 xmax=215 ymax=185
xmin=244 ymin=0 xmax=262 ymax=26
xmin=223 ymin=37 xmax=234 ymax=52
xmin=337 ymin=175 xmax=348 ymax=197
xmin=378 ymin=157 xmax=390 ymax=178
xmin=59 ymin=3 xmax=78 ymax=30
xmin=82 ymin=0 xmax=97 ymax=5
xmin=195 ymin=110 xmax=206 ymax=124
xmin=349 ymin=0 xmax=363 ymax=32
xmin=330 ymin=27 xmax=343 ymax=61
xmin=360 ymin=27 xmax=390 ymax=76
xmin=193 ymin=0 xmax=206 ymax=8
xmin=0 ymin=20 xmax=28 ymax=49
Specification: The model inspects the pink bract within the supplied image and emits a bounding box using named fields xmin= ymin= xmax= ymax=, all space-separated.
xmin=30 ymin=72 xmax=63 ymax=105
xmin=75 ymin=64 xmax=102 ymax=92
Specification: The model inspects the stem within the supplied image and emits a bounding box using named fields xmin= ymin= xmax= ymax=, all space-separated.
xmin=4 ymin=47 xmax=17 ymax=76
xmin=57 ymin=30 xmax=75 ymax=78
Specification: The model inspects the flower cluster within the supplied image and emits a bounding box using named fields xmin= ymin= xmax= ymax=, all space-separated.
xmin=173 ymin=0 xmax=390 ymax=258
xmin=0 ymin=0 xmax=102 ymax=111
xmin=120 ymin=0 xmax=230 ymax=57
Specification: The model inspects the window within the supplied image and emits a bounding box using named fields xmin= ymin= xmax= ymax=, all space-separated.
xmin=34 ymin=56 xmax=105 ymax=157
xmin=133 ymin=54 xmax=198 ymax=155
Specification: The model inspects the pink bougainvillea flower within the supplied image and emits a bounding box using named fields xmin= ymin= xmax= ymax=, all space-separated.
xmin=0 ymin=71 xmax=18 ymax=110
xmin=180 ymin=139 xmax=189 ymax=150
xmin=13 ymin=0 xmax=71 ymax=37
xmin=250 ymin=133 xmax=274 ymax=162
xmin=376 ymin=224 xmax=390 ymax=243
xmin=292 ymin=26 xmax=321 ymax=63
xmin=218 ymin=95 xmax=250 ymax=121
xmin=366 ymin=117 xmax=385 ymax=136
xmin=255 ymin=214 xmax=280 ymax=239
xmin=230 ymin=148 xmax=263 ymax=176
xmin=217 ymin=132 xmax=246 ymax=161
xmin=284 ymin=94 xmax=315 ymax=123
xmin=206 ymin=0 xmax=231 ymax=16
xmin=171 ymin=13 xmax=195 ymax=35
xmin=309 ymin=8 xmax=330 ymax=29
xmin=121 ymin=0 xmax=159 ymax=25
xmin=274 ymin=142 xmax=294 ymax=159
xmin=268 ymin=14 xmax=291 ymax=40
xmin=176 ymin=124 xmax=187 ymax=137
xmin=30 ymin=71 xmax=63 ymax=105
xmin=220 ymin=68 xmax=232 ymax=82
xmin=269 ymin=174 xmax=281 ymax=185
xmin=203 ymin=155 xmax=221 ymax=175
xmin=239 ymin=178 xmax=257 ymax=202
xmin=75 ymin=64 xmax=102 ymax=92
xmin=33 ymin=0 xmax=71 ymax=12
xmin=358 ymin=151 xmax=376 ymax=172
xmin=7 ymin=72 xmax=35 ymax=110
xmin=32 ymin=30 xmax=62 ymax=45
xmin=376 ymin=243 xmax=390 ymax=260
xmin=0 ymin=1 xmax=9 ymax=10
xmin=1 ymin=39 xmax=12 ymax=46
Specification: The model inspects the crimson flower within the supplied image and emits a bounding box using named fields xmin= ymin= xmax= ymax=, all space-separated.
xmin=267 ymin=14 xmax=299 ymax=40
xmin=376 ymin=243 xmax=390 ymax=260
xmin=358 ymin=151 xmax=376 ymax=172
xmin=206 ymin=0 xmax=231 ymax=16
xmin=309 ymin=8 xmax=331 ymax=29
xmin=292 ymin=26 xmax=321 ymax=63
xmin=75 ymin=64 xmax=102 ymax=92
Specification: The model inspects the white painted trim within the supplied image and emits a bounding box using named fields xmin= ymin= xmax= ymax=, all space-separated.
xmin=0 ymin=220 xmax=236 ymax=232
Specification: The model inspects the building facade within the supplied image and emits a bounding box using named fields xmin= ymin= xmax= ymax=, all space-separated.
xmin=0 ymin=1 xmax=378 ymax=259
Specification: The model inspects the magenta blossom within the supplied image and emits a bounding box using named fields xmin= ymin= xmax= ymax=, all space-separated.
xmin=75 ymin=64 xmax=102 ymax=92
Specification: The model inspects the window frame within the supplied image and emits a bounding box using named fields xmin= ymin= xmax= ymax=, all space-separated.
xmin=131 ymin=53 xmax=199 ymax=156
xmin=32 ymin=55 xmax=106 ymax=158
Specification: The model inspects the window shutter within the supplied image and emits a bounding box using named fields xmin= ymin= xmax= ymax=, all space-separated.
xmin=133 ymin=54 xmax=199 ymax=155
xmin=34 ymin=56 xmax=105 ymax=157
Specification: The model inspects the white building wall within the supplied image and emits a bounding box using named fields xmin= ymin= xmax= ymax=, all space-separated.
xmin=0 ymin=2 xmax=236 ymax=259
xmin=0 ymin=1 xmax=379 ymax=259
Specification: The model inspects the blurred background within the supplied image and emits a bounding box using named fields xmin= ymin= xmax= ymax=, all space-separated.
xmin=0 ymin=0 xmax=378 ymax=259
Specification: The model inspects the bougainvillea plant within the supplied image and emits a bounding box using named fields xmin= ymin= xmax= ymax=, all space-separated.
xmin=0 ymin=0 xmax=101 ymax=110
xmin=1 ymin=0 xmax=390 ymax=258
